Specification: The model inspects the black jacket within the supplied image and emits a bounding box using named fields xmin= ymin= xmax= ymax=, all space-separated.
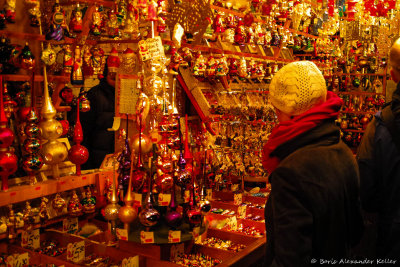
xmin=357 ymin=83 xmax=400 ymax=260
xmin=265 ymin=120 xmax=363 ymax=266
xmin=80 ymin=80 xmax=115 ymax=170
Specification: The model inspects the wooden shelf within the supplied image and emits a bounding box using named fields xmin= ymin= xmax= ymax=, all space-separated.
xmin=0 ymin=170 xmax=112 ymax=207
xmin=341 ymin=129 xmax=365 ymax=133
xmin=336 ymin=91 xmax=385 ymax=96
xmin=327 ymin=73 xmax=386 ymax=77
xmin=68 ymin=0 xmax=115 ymax=7
xmin=2 ymin=74 xmax=70 ymax=82
xmin=0 ymin=30 xmax=74 ymax=44
xmin=340 ymin=110 xmax=377 ymax=115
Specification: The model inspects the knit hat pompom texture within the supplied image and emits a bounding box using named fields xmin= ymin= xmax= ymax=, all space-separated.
xmin=269 ymin=61 xmax=327 ymax=116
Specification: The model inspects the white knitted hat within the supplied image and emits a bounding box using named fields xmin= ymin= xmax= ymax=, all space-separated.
xmin=269 ymin=61 xmax=327 ymax=116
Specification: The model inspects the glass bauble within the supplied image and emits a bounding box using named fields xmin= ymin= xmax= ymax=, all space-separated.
xmin=165 ymin=209 xmax=183 ymax=228
xmin=104 ymin=203 xmax=121 ymax=221
xmin=131 ymin=133 xmax=152 ymax=154
xmin=0 ymin=127 xmax=14 ymax=148
xmin=22 ymin=154 xmax=43 ymax=172
xmin=23 ymin=138 xmax=41 ymax=154
xmin=138 ymin=207 xmax=160 ymax=227
xmin=187 ymin=207 xmax=202 ymax=227
xmin=118 ymin=205 xmax=138 ymax=224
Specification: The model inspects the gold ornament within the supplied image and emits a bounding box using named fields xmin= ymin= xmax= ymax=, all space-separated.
xmin=39 ymin=67 xmax=68 ymax=178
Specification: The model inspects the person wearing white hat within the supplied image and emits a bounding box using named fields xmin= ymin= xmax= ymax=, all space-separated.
xmin=263 ymin=61 xmax=363 ymax=266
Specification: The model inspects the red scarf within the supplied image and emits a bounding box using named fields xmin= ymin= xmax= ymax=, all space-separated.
xmin=262 ymin=91 xmax=343 ymax=173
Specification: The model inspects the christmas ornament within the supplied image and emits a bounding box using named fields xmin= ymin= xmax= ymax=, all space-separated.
xmin=90 ymin=6 xmax=103 ymax=36
xmin=104 ymin=161 xmax=121 ymax=242
xmin=234 ymin=20 xmax=246 ymax=46
xmin=39 ymin=197 xmax=50 ymax=223
xmin=19 ymin=43 xmax=35 ymax=70
xmin=0 ymin=76 xmax=17 ymax=191
xmin=138 ymin=146 xmax=160 ymax=228
xmin=131 ymin=114 xmax=148 ymax=192
xmin=81 ymin=187 xmax=96 ymax=214
xmin=107 ymin=10 xmax=120 ymax=38
xmin=68 ymin=97 xmax=89 ymax=176
xmin=69 ymin=4 xmax=83 ymax=33
xmin=107 ymin=47 xmax=121 ymax=73
xmin=2 ymin=83 xmax=17 ymax=119
xmin=68 ymin=190 xmax=82 ymax=217
xmin=164 ymin=163 xmax=183 ymax=228
xmin=4 ymin=0 xmax=16 ymax=23
xmin=63 ymin=45 xmax=73 ymax=74
xmin=39 ymin=67 xmax=68 ymax=179
xmin=24 ymin=0 xmax=40 ymax=27
xmin=121 ymin=48 xmax=137 ymax=74
xmin=71 ymin=46 xmax=84 ymax=85
xmin=46 ymin=1 xmax=69 ymax=41
xmin=117 ymin=117 xmax=132 ymax=192
xmin=147 ymin=0 xmax=158 ymax=21
xmin=52 ymin=193 xmax=66 ymax=212
xmin=197 ymin=151 xmax=211 ymax=216
xmin=41 ymin=43 xmax=56 ymax=66
xmin=118 ymin=154 xmax=138 ymax=230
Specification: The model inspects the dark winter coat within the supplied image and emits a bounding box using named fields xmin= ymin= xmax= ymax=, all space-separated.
xmin=357 ymin=83 xmax=400 ymax=261
xmin=80 ymin=80 xmax=115 ymax=170
xmin=265 ymin=120 xmax=364 ymax=266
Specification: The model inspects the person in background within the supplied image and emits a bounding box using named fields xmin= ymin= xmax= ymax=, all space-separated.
xmin=262 ymin=61 xmax=363 ymax=266
xmin=357 ymin=37 xmax=400 ymax=262
xmin=80 ymin=62 xmax=116 ymax=170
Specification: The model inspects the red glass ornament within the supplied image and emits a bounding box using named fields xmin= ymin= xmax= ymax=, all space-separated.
xmin=0 ymin=151 xmax=18 ymax=191
xmin=68 ymin=98 xmax=89 ymax=175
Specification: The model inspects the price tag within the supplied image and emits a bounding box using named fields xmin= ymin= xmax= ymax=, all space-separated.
xmin=117 ymin=228 xmax=128 ymax=241
xmin=21 ymin=229 xmax=40 ymax=249
xmin=233 ymin=193 xmax=243 ymax=205
xmin=140 ymin=231 xmax=154 ymax=244
xmin=133 ymin=193 xmax=142 ymax=206
xmin=206 ymin=189 xmax=212 ymax=200
xmin=231 ymin=184 xmax=239 ymax=192
xmin=158 ymin=193 xmax=171 ymax=206
xmin=67 ymin=241 xmax=85 ymax=263
xmin=63 ymin=217 xmax=79 ymax=234
xmin=121 ymin=256 xmax=139 ymax=267
xmin=183 ymin=190 xmax=190 ymax=203
xmin=192 ymin=226 xmax=201 ymax=244
xmin=237 ymin=205 xmax=247 ymax=218
xmin=168 ymin=230 xmax=181 ymax=243
xmin=170 ymin=243 xmax=185 ymax=262
xmin=226 ymin=216 xmax=238 ymax=231
xmin=6 ymin=253 xmax=29 ymax=267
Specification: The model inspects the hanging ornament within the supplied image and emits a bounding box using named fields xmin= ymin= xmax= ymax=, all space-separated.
xmin=2 ymin=83 xmax=16 ymax=119
xmin=39 ymin=68 xmax=68 ymax=179
xmin=107 ymin=9 xmax=120 ymax=38
xmin=118 ymin=116 xmax=131 ymax=192
xmin=41 ymin=43 xmax=56 ymax=66
xmin=234 ymin=20 xmax=246 ymax=46
xmin=197 ymin=150 xmax=211 ymax=215
xmin=0 ymin=76 xmax=17 ymax=191
xmin=68 ymin=190 xmax=82 ymax=217
xmin=4 ymin=0 xmax=16 ymax=23
xmin=121 ymin=48 xmax=137 ymax=74
xmin=19 ymin=43 xmax=35 ymax=70
xmin=71 ymin=46 xmax=84 ymax=85
xmin=46 ymin=1 xmax=69 ymax=41
xmin=91 ymin=6 xmax=103 ymax=36
xmin=138 ymin=146 xmax=160 ymax=228
xmin=68 ymin=97 xmax=89 ymax=176
xmin=147 ymin=0 xmax=158 ymax=21
xmin=107 ymin=47 xmax=121 ymax=73
xmin=186 ymin=165 xmax=202 ymax=227
xmin=176 ymin=118 xmax=191 ymax=195
xmin=24 ymin=0 xmax=40 ymax=27
xmin=69 ymin=4 xmax=83 ymax=33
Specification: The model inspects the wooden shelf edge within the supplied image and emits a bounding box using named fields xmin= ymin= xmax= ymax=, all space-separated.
xmin=2 ymin=74 xmax=70 ymax=82
xmin=0 ymin=170 xmax=113 ymax=207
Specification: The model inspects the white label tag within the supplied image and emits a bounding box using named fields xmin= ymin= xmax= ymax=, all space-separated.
xmin=226 ymin=216 xmax=238 ymax=231
xmin=237 ymin=205 xmax=246 ymax=218
xmin=234 ymin=193 xmax=243 ymax=205
xmin=6 ymin=253 xmax=29 ymax=267
xmin=121 ymin=256 xmax=139 ymax=267
xmin=140 ymin=231 xmax=155 ymax=244
xmin=67 ymin=241 xmax=85 ymax=263
xmin=158 ymin=193 xmax=171 ymax=206
xmin=21 ymin=229 xmax=40 ymax=249
xmin=168 ymin=230 xmax=181 ymax=243
xmin=117 ymin=228 xmax=128 ymax=241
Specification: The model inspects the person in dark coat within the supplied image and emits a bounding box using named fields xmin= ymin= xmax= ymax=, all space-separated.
xmin=262 ymin=61 xmax=364 ymax=266
xmin=80 ymin=63 xmax=116 ymax=170
xmin=357 ymin=38 xmax=400 ymax=262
